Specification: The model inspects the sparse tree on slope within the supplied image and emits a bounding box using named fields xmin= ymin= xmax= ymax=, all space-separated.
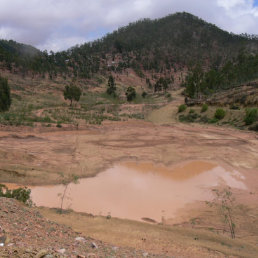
xmin=0 ymin=76 xmax=11 ymax=112
xmin=63 ymin=84 xmax=82 ymax=106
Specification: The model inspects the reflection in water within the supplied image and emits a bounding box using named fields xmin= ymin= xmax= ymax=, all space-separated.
xmin=31 ymin=161 xmax=246 ymax=222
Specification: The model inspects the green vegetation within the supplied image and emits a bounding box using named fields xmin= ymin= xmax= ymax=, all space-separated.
xmin=244 ymin=108 xmax=258 ymax=125
xmin=201 ymin=104 xmax=208 ymax=113
xmin=178 ymin=104 xmax=187 ymax=113
xmin=0 ymin=184 xmax=31 ymax=205
xmin=106 ymin=75 xmax=116 ymax=96
xmin=1 ymin=12 xmax=257 ymax=82
xmin=179 ymin=113 xmax=200 ymax=123
xmin=214 ymin=108 xmax=226 ymax=120
xmin=63 ymin=84 xmax=82 ymax=106
xmin=183 ymin=53 xmax=258 ymax=98
xmin=0 ymin=76 xmax=11 ymax=111
xmin=125 ymin=86 xmax=136 ymax=101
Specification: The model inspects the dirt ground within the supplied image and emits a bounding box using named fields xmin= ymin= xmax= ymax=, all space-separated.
xmin=0 ymin=119 xmax=257 ymax=186
xmin=0 ymin=88 xmax=257 ymax=257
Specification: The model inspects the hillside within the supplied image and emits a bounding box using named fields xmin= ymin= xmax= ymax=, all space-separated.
xmin=1 ymin=12 xmax=258 ymax=84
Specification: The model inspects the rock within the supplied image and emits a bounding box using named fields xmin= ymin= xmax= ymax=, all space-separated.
xmin=57 ymin=248 xmax=66 ymax=254
xmin=112 ymin=246 xmax=118 ymax=252
xmin=35 ymin=249 xmax=48 ymax=258
xmin=143 ymin=252 xmax=149 ymax=257
xmin=91 ymin=242 xmax=98 ymax=249
xmin=43 ymin=255 xmax=54 ymax=258
xmin=75 ymin=236 xmax=86 ymax=242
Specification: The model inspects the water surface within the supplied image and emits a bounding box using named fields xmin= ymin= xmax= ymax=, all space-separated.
xmin=31 ymin=161 xmax=246 ymax=222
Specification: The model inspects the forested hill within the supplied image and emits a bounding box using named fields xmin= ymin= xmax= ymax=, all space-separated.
xmin=1 ymin=12 xmax=258 ymax=80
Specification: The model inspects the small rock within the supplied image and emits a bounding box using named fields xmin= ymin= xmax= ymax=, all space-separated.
xmin=57 ymin=248 xmax=66 ymax=254
xmin=112 ymin=246 xmax=118 ymax=252
xmin=43 ymin=255 xmax=54 ymax=258
xmin=0 ymin=243 xmax=4 ymax=247
xmin=143 ymin=252 xmax=148 ymax=257
xmin=35 ymin=249 xmax=48 ymax=258
xmin=75 ymin=236 xmax=86 ymax=242
xmin=91 ymin=242 xmax=98 ymax=249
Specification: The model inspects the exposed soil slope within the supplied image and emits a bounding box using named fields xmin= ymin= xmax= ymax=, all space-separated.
xmin=0 ymin=197 xmax=162 ymax=257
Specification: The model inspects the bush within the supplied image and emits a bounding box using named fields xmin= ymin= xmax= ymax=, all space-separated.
xmin=244 ymin=108 xmax=258 ymax=125
xmin=201 ymin=104 xmax=208 ymax=113
xmin=179 ymin=113 xmax=199 ymax=122
xmin=230 ymin=105 xmax=240 ymax=110
xmin=214 ymin=108 xmax=226 ymax=120
xmin=0 ymin=76 xmax=11 ymax=112
xmin=126 ymin=86 xmax=136 ymax=101
xmin=249 ymin=123 xmax=258 ymax=132
xmin=178 ymin=104 xmax=187 ymax=113
xmin=142 ymin=91 xmax=147 ymax=98
xmin=0 ymin=184 xmax=31 ymax=205
xmin=64 ymin=84 xmax=82 ymax=106
xmin=189 ymin=109 xmax=195 ymax=114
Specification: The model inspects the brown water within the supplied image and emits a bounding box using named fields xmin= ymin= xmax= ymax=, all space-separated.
xmin=30 ymin=161 xmax=246 ymax=222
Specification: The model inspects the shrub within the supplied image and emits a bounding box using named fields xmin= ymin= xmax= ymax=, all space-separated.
xmin=214 ymin=108 xmax=226 ymax=120
xmin=189 ymin=109 xmax=195 ymax=114
xmin=64 ymin=84 xmax=82 ymax=106
xmin=0 ymin=76 xmax=11 ymax=112
xmin=179 ymin=113 xmax=199 ymax=122
xmin=201 ymin=104 xmax=208 ymax=113
xmin=244 ymin=108 xmax=258 ymax=125
xmin=0 ymin=184 xmax=31 ymax=205
xmin=230 ymin=105 xmax=240 ymax=110
xmin=125 ymin=86 xmax=136 ymax=101
xmin=142 ymin=91 xmax=147 ymax=98
xmin=209 ymin=118 xmax=219 ymax=124
xmin=200 ymin=115 xmax=209 ymax=123
xmin=178 ymin=104 xmax=187 ymax=113
xmin=249 ymin=123 xmax=258 ymax=132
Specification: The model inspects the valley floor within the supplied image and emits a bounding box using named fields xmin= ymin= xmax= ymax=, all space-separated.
xmin=0 ymin=88 xmax=257 ymax=257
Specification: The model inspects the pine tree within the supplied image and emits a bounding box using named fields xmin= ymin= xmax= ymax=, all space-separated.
xmin=0 ymin=76 xmax=11 ymax=112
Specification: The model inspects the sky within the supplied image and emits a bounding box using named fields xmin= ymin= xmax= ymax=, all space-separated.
xmin=0 ymin=0 xmax=258 ymax=52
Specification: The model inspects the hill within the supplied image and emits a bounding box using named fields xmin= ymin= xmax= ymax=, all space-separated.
xmin=1 ymin=12 xmax=258 ymax=83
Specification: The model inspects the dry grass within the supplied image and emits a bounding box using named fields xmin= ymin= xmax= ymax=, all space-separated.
xmin=39 ymin=207 xmax=258 ymax=258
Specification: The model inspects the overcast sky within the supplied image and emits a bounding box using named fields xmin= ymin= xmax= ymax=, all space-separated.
xmin=0 ymin=0 xmax=258 ymax=52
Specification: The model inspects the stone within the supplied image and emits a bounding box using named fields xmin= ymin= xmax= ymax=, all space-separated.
xmin=35 ymin=249 xmax=48 ymax=258
xmin=75 ymin=236 xmax=86 ymax=242
xmin=43 ymin=255 xmax=54 ymax=258
xmin=57 ymin=248 xmax=66 ymax=254
xmin=91 ymin=242 xmax=98 ymax=249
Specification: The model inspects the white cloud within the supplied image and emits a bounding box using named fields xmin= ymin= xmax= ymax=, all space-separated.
xmin=0 ymin=0 xmax=257 ymax=52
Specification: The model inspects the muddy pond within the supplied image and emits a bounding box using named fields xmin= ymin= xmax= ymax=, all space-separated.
xmin=30 ymin=161 xmax=246 ymax=222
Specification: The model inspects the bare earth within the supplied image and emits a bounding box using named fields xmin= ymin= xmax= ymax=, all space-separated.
xmin=0 ymin=91 xmax=257 ymax=257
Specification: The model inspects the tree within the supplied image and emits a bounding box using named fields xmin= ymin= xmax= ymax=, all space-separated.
xmin=106 ymin=75 xmax=116 ymax=96
xmin=63 ymin=84 xmax=81 ymax=106
xmin=126 ymin=86 xmax=136 ymax=101
xmin=184 ymin=65 xmax=204 ymax=99
xmin=0 ymin=76 xmax=11 ymax=112
xmin=207 ymin=188 xmax=236 ymax=239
